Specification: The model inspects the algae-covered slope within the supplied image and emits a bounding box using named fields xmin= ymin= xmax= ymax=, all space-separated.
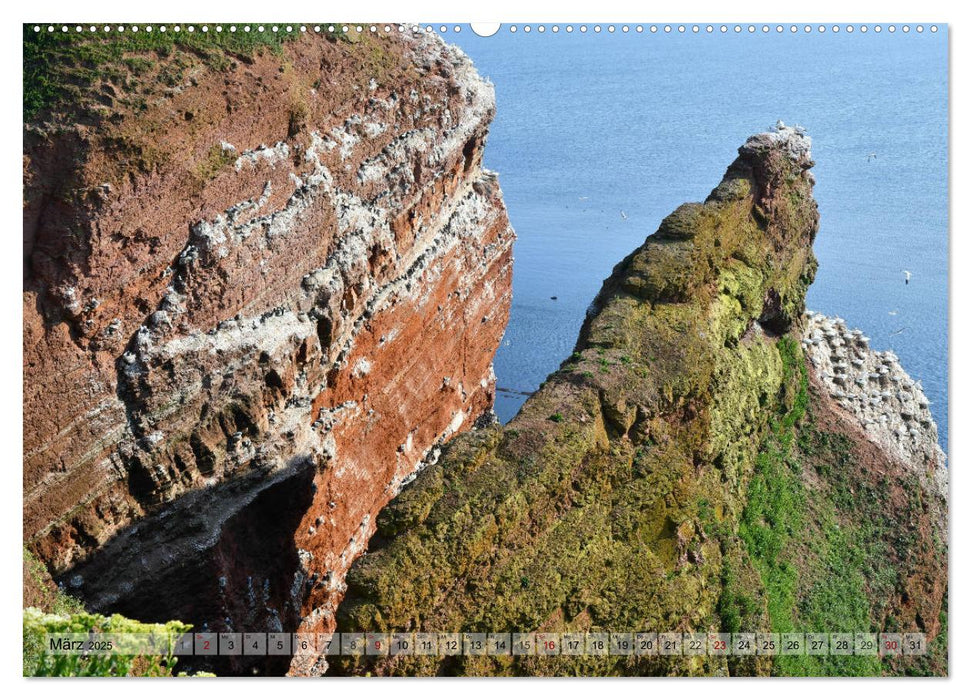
xmin=333 ymin=125 xmax=947 ymax=677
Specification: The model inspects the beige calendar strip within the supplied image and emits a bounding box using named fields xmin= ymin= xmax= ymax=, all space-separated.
xmin=43 ymin=631 xmax=926 ymax=658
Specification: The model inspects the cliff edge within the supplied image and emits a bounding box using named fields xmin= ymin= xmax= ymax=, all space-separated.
xmin=23 ymin=28 xmax=513 ymax=675
xmin=334 ymin=125 xmax=947 ymax=677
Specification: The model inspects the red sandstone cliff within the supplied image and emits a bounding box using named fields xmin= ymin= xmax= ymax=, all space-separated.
xmin=23 ymin=30 xmax=513 ymax=674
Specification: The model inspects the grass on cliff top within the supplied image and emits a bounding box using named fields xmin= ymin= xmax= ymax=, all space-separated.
xmin=23 ymin=23 xmax=339 ymax=121
xmin=23 ymin=607 xmax=195 ymax=677
xmin=23 ymin=547 xmax=84 ymax=618
xmin=23 ymin=548 xmax=200 ymax=677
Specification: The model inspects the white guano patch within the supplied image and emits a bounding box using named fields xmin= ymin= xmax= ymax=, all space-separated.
xmin=234 ymin=142 xmax=291 ymax=171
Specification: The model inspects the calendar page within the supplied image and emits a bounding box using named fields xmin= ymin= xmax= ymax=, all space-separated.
xmin=21 ymin=11 xmax=949 ymax=681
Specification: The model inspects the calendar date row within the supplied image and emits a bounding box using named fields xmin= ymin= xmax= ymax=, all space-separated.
xmin=44 ymin=631 xmax=927 ymax=658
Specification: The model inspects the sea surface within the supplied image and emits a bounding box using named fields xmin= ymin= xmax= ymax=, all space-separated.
xmin=450 ymin=26 xmax=949 ymax=451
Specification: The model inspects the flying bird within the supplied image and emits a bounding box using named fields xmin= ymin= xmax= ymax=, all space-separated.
xmin=867 ymin=152 xmax=877 ymax=162
xmin=902 ymin=270 xmax=912 ymax=285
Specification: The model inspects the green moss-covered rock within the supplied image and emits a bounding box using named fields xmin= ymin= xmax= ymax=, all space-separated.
xmin=331 ymin=127 xmax=946 ymax=677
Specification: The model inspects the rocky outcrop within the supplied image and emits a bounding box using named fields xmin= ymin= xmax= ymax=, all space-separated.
xmin=334 ymin=125 xmax=947 ymax=677
xmin=23 ymin=30 xmax=513 ymax=674
xmin=802 ymin=312 xmax=947 ymax=532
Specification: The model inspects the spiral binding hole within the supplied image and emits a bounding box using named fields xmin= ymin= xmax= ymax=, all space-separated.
xmin=28 ymin=23 xmax=944 ymax=38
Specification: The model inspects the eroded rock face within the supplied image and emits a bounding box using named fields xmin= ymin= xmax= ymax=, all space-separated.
xmin=334 ymin=125 xmax=947 ymax=677
xmin=24 ymin=31 xmax=513 ymax=674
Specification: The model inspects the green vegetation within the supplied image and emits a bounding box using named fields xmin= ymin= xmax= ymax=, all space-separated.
xmin=23 ymin=547 xmax=84 ymax=617
xmin=330 ymin=129 xmax=840 ymax=677
xmin=740 ymin=427 xmax=879 ymax=676
xmin=23 ymin=548 xmax=196 ymax=677
xmin=716 ymin=558 xmax=759 ymax=635
xmin=734 ymin=340 xmax=878 ymax=675
xmin=23 ymin=22 xmax=402 ymax=192
xmin=729 ymin=337 xmax=944 ymax=676
xmin=193 ymin=143 xmax=236 ymax=184
xmin=23 ymin=608 xmax=192 ymax=677
xmin=330 ymin=131 xmax=945 ymax=676
xmin=736 ymin=337 xmax=807 ymax=639
xmin=24 ymin=23 xmax=309 ymax=120
xmin=907 ymin=599 xmax=948 ymax=676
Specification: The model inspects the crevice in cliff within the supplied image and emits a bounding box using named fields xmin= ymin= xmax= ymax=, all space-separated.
xmin=59 ymin=455 xmax=320 ymax=676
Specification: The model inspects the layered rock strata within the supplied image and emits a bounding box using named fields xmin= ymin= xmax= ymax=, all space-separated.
xmin=23 ymin=30 xmax=513 ymax=675
xmin=334 ymin=125 xmax=948 ymax=677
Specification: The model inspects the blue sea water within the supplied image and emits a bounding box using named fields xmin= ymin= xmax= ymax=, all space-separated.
xmin=449 ymin=26 xmax=949 ymax=451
